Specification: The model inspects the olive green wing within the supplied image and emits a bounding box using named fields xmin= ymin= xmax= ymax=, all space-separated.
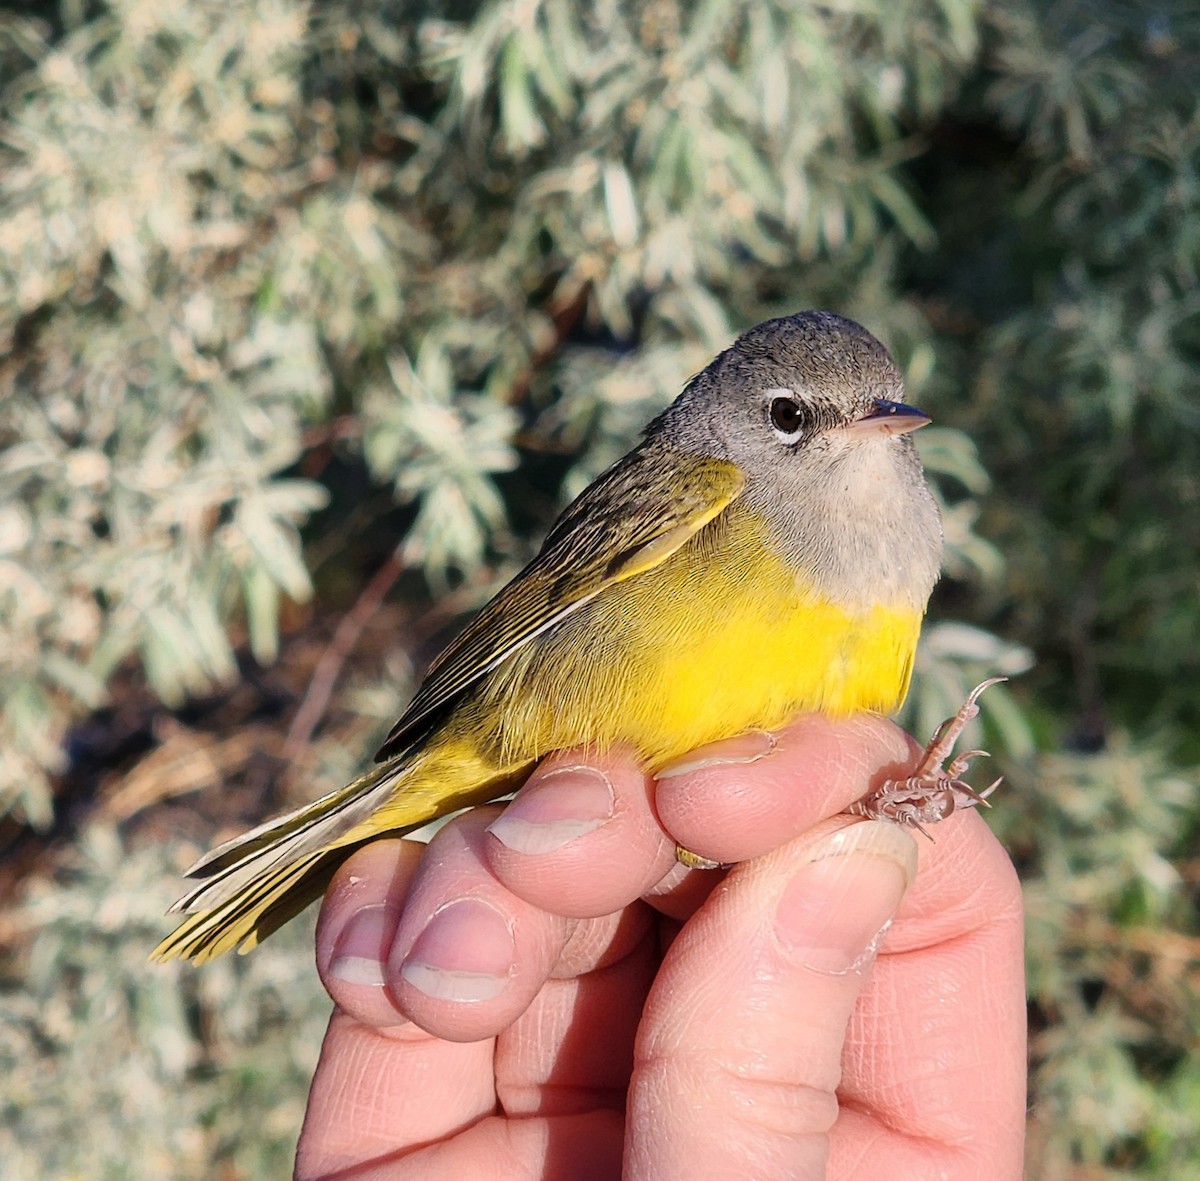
xmin=375 ymin=439 xmax=745 ymax=760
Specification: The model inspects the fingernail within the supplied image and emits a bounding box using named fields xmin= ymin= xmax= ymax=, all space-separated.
xmin=329 ymin=904 xmax=396 ymax=987
xmin=654 ymin=730 xmax=777 ymax=780
xmin=398 ymin=898 xmax=513 ymax=1003
xmin=775 ymin=822 xmax=917 ymax=976
xmin=486 ymin=765 xmax=614 ymax=855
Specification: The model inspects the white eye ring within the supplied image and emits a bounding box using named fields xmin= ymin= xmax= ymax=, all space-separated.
xmin=764 ymin=388 xmax=804 ymax=443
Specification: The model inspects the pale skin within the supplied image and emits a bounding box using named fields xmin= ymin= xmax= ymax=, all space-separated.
xmin=296 ymin=714 xmax=1027 ymax=1181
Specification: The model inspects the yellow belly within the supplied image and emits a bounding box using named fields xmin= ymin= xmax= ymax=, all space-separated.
xmin=464 ymin=507 xmax=924 ymax=770
xmin=365 ymin=506 xmax=925 ymax=838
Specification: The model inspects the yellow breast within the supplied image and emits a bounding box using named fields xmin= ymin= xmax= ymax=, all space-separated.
xmin=473 ymin=504 xmax=925 ymax=769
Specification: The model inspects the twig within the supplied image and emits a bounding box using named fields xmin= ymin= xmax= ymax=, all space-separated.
xmin=282 ymin=548 xmax=405 ymax=761
xmin=504 ymin=282 xmax=592 ymax=406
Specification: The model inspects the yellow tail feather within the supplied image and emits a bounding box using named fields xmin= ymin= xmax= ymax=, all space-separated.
xmin=152 ymin=738 xmax=537 ymax=963
xmin=167 ymin=760 xmax=403 ymax=917
xmin=150 ymin=850 xmax=333 ymax=963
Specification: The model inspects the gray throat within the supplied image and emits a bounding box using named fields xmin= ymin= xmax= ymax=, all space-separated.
xmin=742 ymin=437 xmax=943 ymax=614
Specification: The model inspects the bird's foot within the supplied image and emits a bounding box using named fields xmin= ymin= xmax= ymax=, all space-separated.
xmin=675 ymin=844 xmax=724 ymax=870
xmin=848 ymin=677 xmax=1007 ymax=838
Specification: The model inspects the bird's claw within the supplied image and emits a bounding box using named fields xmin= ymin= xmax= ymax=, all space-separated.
xmin=847 ymin=678 xmax=1007 ymax=838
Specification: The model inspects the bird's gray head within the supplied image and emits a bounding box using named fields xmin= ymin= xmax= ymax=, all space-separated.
xmin=654 ymin=310 xmax=944 ymax=609
xmin=657 ymin=310 xmax=923 ymax=456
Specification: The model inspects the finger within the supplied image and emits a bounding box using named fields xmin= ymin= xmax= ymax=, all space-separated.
xmin=641 ymin=857 xmax=727 ymax=922
xmin=385 ymin=806 xmax=656 ymax=1043
xmin=483 ymin=747 xmax=677 ymax=917
xmin=352 ymin=806 xmax=573 ymax=1042
xmin=626 ymin=819 xmax=919 ymax=1181
xmin=301 ymin=846 xmax=658 ymax=1181
xmin=295 ymin=1008 xmax=497 ymax=1181
xmin=494 ymin=904 xmax=658 ymax=1117
xmin=315 ymin=839 xmax=423 ymax=1028
xmin=321 ymin=811 xmax=660 ymax=1043
xmin=308 ymin=1112 xmax=625 ymax=1181
xmin=831 ymin=809 xmax=1027 ymax=1180
xmin=652 ymin=713 xmax=918 ymax=865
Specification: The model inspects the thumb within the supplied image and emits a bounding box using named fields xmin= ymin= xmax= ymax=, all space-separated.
xmin=625 ymin=820 xmax=917 ymax=1181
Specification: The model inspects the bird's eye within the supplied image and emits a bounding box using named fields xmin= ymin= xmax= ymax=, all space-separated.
xmin=768 ymin=394 xmax=804 ymax=441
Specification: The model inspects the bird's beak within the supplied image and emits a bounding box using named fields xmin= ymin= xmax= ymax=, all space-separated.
xmin=845 ymin=399 xmax=931 ymax=436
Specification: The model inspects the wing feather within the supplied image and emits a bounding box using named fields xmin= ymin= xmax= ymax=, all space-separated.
xmin=375 ymin=438 xmax=744 ymax=760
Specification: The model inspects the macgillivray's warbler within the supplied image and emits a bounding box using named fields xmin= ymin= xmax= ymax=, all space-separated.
xmin=153 ymin=310 xmax=1002 ymax=964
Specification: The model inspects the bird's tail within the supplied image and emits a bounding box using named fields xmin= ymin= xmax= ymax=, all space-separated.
xmin=150 ymin=742 xmax=534 ymax=964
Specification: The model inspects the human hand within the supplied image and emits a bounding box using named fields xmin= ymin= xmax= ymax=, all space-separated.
xmin=296 ymin=714 xmax=1026 ymax=1180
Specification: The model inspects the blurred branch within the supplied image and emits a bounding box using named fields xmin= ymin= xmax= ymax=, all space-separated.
xmin=282 ymin=549 xmax=404 ymax=761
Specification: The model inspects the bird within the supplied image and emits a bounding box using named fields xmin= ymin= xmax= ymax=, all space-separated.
xmin=152 ymin=309 xmax=996 ymax=965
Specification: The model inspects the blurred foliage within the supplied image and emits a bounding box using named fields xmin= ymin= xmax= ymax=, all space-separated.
xmin=0 ymin=0 xmax=1196 ymax=1177
xmin=1 ymin=819 xmax=327 ymax=1178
